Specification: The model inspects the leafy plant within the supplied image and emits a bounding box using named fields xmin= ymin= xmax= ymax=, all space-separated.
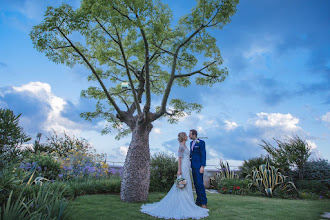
xmin=239 ymin=156 xmax=268 ymax=178
xmin=2 ymin=184 xmax=71 ymax=220
xmin=246 ymin=159 xmax=297 ymax=197
xmin=0 ymin=108 xmax=31 ymax=163
xmin=23 ymin=153 xmax=61 ymax=180
xmin=0 ymin=163 xmax=21 ymax=207
xmin=295 ymin=180 xmax=328 ymax=195
xmin=210 ymin=160 xmax=239 ymax=190
xmin=149 ymin=152 xmax=177 ymax=192
xmin=218 ymin=160 xmax=239 ymax=179
xmin=218 ymin=178 xmax=251 ymax=195
xmin=1 ymin=191 xmax=30 ymax=220
xmin=299 ymin=159 xmax=330 ymax=188
xmin=260 ymin=135 xmax=312 ymax=179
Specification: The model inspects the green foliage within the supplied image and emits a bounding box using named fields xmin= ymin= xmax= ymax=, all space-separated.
xmin=0 ymin=161 xmax=21 ymax=207
xmin=218 ymin=178 xmax=251 ymax=195
xmin=149 ymin=152 xmax=177 ymax=192
xmin=45 ymin=130 xmax=93 ymax=158
xmin=260 ymin=135 xmax=312 ymax=178
xmin=239 ymin=156 xmax=268 ymax=178
xmin=1 ymin=184 xmax=70 ymax=220
xmin=0 ymin=108 xmax=31 ymax=162
xmin=295 ymin=180 xmax=328 ymax=195
xmin=210 ymin=160 xmax=238 ymax=190
xmin=1 ymin=191 xmax=29 ymax=220
xmin=22 ymin=177 xmax=121 ymax=199
xmin=246 ymin=159 xmax=297 ymax=197
xmin=218 ymin=160 xmax=239 ymax=179
xmin=25 ymin=153 xmax=62 ymax=180
xmin=300 ymin=159 xmax=330 ymax=188
xmin=65 ymin=177 xmax=121 ymax=197
xmin=30 ymin=0 xmax=239 ymax=139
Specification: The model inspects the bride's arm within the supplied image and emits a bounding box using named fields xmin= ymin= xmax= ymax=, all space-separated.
xmin=177 ymin=157 xmax=182 ymax=176
xmin=177 ymin=145 xmax=183 ymax=176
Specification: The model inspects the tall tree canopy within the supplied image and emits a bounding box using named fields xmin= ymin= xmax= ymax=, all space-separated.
xmin=30 ymin=0 xmax=239 ymax=202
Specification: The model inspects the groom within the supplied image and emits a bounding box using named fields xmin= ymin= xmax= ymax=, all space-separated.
xmin=189 ymin=129 xmax=207 ymax=208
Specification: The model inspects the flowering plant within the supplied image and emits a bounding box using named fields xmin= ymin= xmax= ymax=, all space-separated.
xmin=176 ymin=176 xmax=187 ymax=189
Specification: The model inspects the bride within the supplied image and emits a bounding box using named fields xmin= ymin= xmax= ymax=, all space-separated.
xmin=140 ymin=132 xmax=209 ymax=219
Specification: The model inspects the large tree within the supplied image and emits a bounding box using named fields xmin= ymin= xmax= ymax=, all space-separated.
xmin=30 ymin=0 xmax=239 ymax=202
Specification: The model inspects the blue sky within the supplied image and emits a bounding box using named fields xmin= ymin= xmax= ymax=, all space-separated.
xmin=0 ymin=0 xmax=329 ymax=168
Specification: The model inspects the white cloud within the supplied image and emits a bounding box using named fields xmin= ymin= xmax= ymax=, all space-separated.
xmin=321 ymin=112 xmax=330 ymax=126
xmin=252 ymin=112 xmax=300 ymax=131
xmin=153 ymin=128 xmax=161 ymax=134
xmin=224 ymin=120 xmax=238 ymax=131
xmin=13 ymin=82 xmax=82 ymax=136
xmin=119 ymin=146 xmax=129 ymax=156
xmin=197 ymin=126 xmax=206 ymax=135
xmin=244 ymin=46 xmax=271 ymax=59
xmin=306 ymin=140 xmax=317 ymax=150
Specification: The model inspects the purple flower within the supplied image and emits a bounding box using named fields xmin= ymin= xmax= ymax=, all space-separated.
xmin=58 ymin=174 xmax=63 ymax=178
xmin=19 ymin=163 xmax=25 ymax=169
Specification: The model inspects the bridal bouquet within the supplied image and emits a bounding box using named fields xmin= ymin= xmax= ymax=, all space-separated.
xmin=176 ymin=176 xmax=187 ymax=189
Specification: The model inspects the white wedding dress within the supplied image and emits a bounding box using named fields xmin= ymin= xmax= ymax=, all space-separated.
xmin=140 ymin=145 xmax=209 ymax=219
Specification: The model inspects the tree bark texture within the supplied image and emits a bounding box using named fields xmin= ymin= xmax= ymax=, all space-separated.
xmin=120 ymin=123 xmax=152 ymax=202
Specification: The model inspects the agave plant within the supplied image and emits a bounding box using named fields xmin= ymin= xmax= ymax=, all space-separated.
xmin=210 ymin=160 xmax=239 ymax=189
xmin=218 ymin=160 xmax=239 ymax=179
xmin=246 ymin=159 xmax=296 ymax=197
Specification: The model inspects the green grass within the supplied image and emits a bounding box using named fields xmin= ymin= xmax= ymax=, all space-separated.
xmin=69 ymin=192 xmax=330 ymax=220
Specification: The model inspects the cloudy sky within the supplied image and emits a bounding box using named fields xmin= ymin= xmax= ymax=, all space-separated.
xmin=1 ymin=0 xmax=329 ymax=168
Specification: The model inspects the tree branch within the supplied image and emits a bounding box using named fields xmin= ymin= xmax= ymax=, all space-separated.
xmin=174 ymin=61 xmax=217 ymax=78
xmin=153 ymin=25 xmax=206 ymax=121
xmin=50 ymin=45 xmax=71 ymax=50
xmin=95 ymin=17 xmax=141 ymax=114
xmin=139 ymin=28 xmax=151 ymax=114
xmin=112 ymin=6 xmax=133 ymax=22
xmin=113 ymin=24 xmax=142 ymax=114
xmin=56 ymin=27 xmax=125 ymax=120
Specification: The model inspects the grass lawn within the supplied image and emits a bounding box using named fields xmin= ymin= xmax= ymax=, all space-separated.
xmin=69 ymin=192 xmax=330 ymax=220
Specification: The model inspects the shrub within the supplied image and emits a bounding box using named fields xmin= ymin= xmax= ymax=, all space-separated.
xmin=239 ymin=156 xmax=268 ymax=178
xmin=218 ymin=160 xmax=239 ymax=179
xmin=301 ymin=159 xmax=329 ymax=188
xmin=0 ymin=160 xmax=21 ymax=207
xmin=210 ymin=160 xmax=239 ymax=190
xmin=44 ymin=131 xmax=111 ymax=180
xmin=0 ymin=108 xmax=31 ymax=163
xmin=21 ymin=152 xmax=62 ymax=180
xmin=218 ymin=178 xmax=251 ymax=195
xmin=260 ymin=135 xmax=312 ymax=178
xmin=1 ymin=184 xmax=70 ymax=220
xmin=295 ymin=180 xmax=328 ymax=195
xmin=149 ymin=151 xmax=177 ymax=192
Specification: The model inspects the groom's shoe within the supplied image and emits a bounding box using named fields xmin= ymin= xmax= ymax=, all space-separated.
xmin=201 ymin=204 xmax=207 ymax=209
xmin=196 ymin=203 xmax=202 ymax=207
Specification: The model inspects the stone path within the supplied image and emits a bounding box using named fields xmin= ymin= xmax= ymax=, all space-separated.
xmin=321 ymin=212 xmax=330 ymax=219
xmin=205 ymin=189 xmax=219 ymax=194
xmin=193 ymin=189 xmax=219 ymax=194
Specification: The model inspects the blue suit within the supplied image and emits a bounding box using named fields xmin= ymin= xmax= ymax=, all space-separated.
xmin=190 ymin=139 xmax=207 ymax=205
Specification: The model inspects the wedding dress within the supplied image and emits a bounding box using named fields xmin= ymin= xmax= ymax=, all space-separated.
xmin=140 ymin=145 xmax=209 ymax=219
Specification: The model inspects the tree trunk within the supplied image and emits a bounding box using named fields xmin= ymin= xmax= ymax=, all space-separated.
xmin=120 ymin=123 xmax=152 ymax=202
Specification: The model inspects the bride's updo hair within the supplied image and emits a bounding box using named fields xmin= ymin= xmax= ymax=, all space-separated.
xmin=178 ymin=132 xmax=186 ymax=143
